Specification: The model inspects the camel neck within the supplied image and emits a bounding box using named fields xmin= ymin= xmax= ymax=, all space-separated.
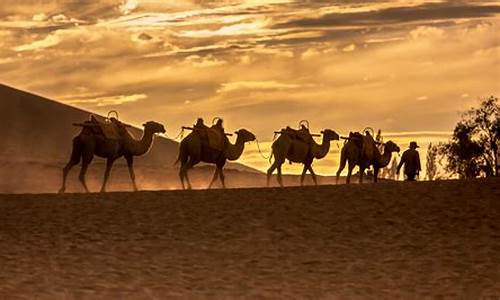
xmin=225 ymin=135 xmax=245 ymax=161
xmin=378 ymin=146 xmax=393 ymax=168
xmin=312 ymin=136 xmax=331 ymax=159
xmin=128 ymin=128 xmax=154 ymax=156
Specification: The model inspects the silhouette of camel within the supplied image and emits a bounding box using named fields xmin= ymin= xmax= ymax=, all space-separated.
xmin=267 ymin=129 xmax=340 ymax=187
xmin=59 ymin=121 xmax=166 ymax=193
xmin=336 ymin=139 xmax=400 ymax=184
xmin=176 ymin=129 xmax=256 ymax=189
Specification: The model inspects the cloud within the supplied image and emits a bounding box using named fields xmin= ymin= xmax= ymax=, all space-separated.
xmin=0 ymin=57 xmax=15 ymax=64
xmin=275 ymin=3 xmax=500 ymax=29
xmin=32 ymin=13 xmax=47 ymax=22
xmin=178 ymin=19 xmax=273 ymax=37
xmin=217 ymin=80 xmax=301 ymax=93
xmin=342 ymin=43 xmax=356 ymax=52
xmin=120 ymin=0 xmax=139 ymax=15
xmin=64 ymin=94 xmax=147 ymax=107
xmin=301 ymin=47 xmax=321 ymax=59
xmin=13 ymin=33 xmax=61 ymax=51
xmin=252 ymin=45 xmax=294 ymax=58
xmin=184 ymin=54 xmax=227 ymax=67
xmin=410 ymin=26 xmax=445 ymax=39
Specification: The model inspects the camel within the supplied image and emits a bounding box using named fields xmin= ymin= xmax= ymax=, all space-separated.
xmin=59 ymin=121 xmax=166 ymax=193
xmin=176 ymin=129 xmax=256 ymax=189
xmin=267 ymin=129 xmax=340 ymax=187
xmin=336 ymin=137 xmax=400 ymax=184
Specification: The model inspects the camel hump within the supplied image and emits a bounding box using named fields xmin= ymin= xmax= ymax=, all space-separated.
xmin=99 ymin=122 xmax=121 ymax=139
xmin=361 ymin=134 xmax=377 ymax=158
xmin=206 ymin=128 xmax=226 ymax=151
xmin=279 ymin=127 xmax=312 ymax=144
xmin=76 ymin=115 xmax=129 ymax=139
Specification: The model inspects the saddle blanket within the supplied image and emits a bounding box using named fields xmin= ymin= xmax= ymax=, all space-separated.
xmin=206 ymin=128 xmax=225 ymax=151
xmin=99 ymin=122 xmax=121 ymax=140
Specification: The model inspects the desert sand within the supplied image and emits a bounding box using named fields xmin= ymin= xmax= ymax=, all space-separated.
xmin=1 ymin=178 xmax=499 ymax=299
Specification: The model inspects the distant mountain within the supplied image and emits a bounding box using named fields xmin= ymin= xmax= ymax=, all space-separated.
xmin=0 ymin=84 xmax=260 ymax=193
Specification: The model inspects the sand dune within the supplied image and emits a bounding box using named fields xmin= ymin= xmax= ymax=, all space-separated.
xmin=0 ymin=84 xmax=261 ymax=193
xmin=1 ymin=178 xmax=499 ymax=298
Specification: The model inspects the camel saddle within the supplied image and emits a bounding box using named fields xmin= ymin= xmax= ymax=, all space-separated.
xmin=206 ymin=127 xmax=226 ymax=151
xmin=347 ymin=131 xmax=378 ymax=159
xmin=191 ymin=126 xmax=226 ymax=151
xmin=361 ymin=134 xmax=377 ymax=159
xmin=76 ymin=116 xmax=127 ymax=140
xmin=280 ymin=127 xmax=314 ymax=144
xmin=99 ymin=122 xmax=121 ymax=139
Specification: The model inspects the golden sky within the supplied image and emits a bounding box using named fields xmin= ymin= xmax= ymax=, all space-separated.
xmin=1 ymin=0 xmax=499 ymax=174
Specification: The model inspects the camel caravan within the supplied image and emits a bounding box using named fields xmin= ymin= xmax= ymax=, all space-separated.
xmin=59 ymin=112 xmax=402 ymax=193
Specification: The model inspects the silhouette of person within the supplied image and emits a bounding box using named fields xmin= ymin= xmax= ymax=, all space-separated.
xmin=397 ymin=141 xmax=421 ymax=181
xmin=210 ymin=118 xmax=228 ymax=148
xmin=375 ymin=129 xmax=384 ymax=153
xmin=376 ymin=129 xmax=382 ymax=143
xmin=193 ymin=118 xmax=208 ymax=144
xmin=212 ymin=118 xmax=224 ymax=133
xmin=194 ymin=118 xmax=208 ymax=129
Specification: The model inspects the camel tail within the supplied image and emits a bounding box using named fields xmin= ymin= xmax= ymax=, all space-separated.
xmin=174 ymin=151 xmax=183 ymax=166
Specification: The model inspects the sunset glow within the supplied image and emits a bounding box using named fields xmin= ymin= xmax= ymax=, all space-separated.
xmin=1 ymin=0 xmax=499 ymax=173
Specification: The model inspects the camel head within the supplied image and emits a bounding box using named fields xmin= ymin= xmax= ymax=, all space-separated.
xmin=384 ymin=140 xmax=400 ymax=153
xmin=143 ymin=121 xmax=166 ymax=134
xmin=321 ymin=129 xmax=340 ymax=141
xmin=234 ymin=129 xmax=256 ymax=143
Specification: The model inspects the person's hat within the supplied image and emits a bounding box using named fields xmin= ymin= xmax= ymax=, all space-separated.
xmin=409 ymin=141 xmax=419 ymax=149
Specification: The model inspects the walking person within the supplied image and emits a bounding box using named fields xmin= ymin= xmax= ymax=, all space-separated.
xmin=397 ymin=141 xmax=421 ymax=181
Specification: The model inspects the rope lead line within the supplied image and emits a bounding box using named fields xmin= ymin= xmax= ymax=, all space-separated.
xmin=171 ymin=128 xmax=185 ymax=141
xmin=255 ymin=139 xmax=272 ymax=162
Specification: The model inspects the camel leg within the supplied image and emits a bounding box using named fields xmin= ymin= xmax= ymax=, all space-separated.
xmin=177 ymin=147 xmax=189 ymax=190
xmin=266 ymin=161 xmax=279 ymax=187
xmin=100 ymin=158 xmax=116 ymax=193
xmin=79 ymin=153 xmax=94 ymax=193
xmin=184 ymin=165 xmax=193 ymax=190
xmin=277 ymin=164 xmax=284 ymax=187
xmin=59 ymin=138 xmax=82 ymax=194
xmin=219 ymin=167 xmax=226 ymax=189
xmin=181 ymin=158 xmax=197 ymax=190
xmin=179 ymin=163 xmax=186 ymax=189
xmin=60 ymin=161 xmax=78 ymax=194
xmin=208 ymin=168 xmax=220 ymax=189
xmin=335 ymin=167 xmax=343 ymax=184
xmin=346 ymin=161 xmax=355 ymax=184
xmin=179 ymin=160 xmax=193 ymax=190
xmin=307 ymin=165 xmax=318 ymax=186
xmin=300 ymin=165 xmax=308 ymax=186
xmin=359 ymin=166 xmax=365 ymax=184
xmin=373 ymin=167 xmax=380 ymax=183
xmin=125 ymin=155 xmax=138 ymax=191
xmin=336 ymin=155 xmax=347 ymax=185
